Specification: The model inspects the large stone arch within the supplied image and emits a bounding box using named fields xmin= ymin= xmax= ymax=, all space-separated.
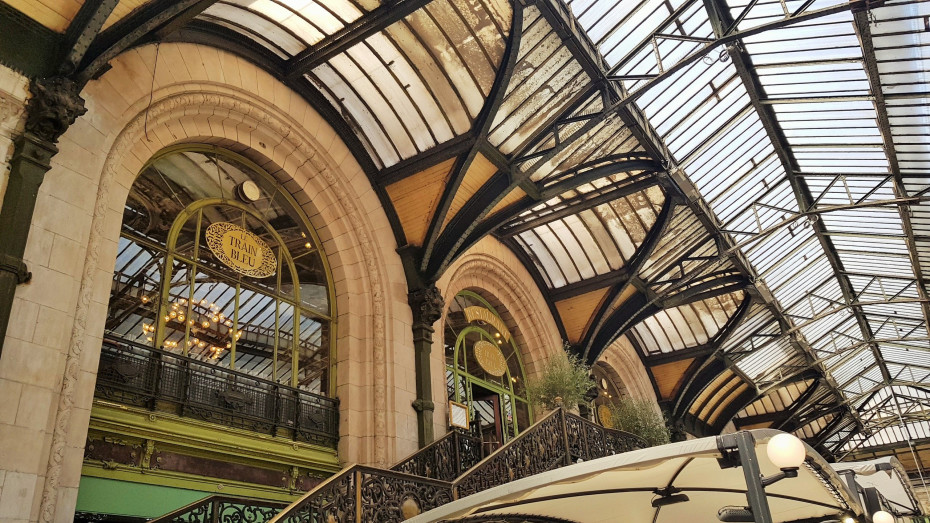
xmin=13 ymin=42 xmax=413 ymax=520
xmin=433 ymin=236 xmax=563 ymax=435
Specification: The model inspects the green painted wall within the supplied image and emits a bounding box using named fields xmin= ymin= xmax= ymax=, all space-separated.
xmin=75 ymin=476 xmax=209 ymax=518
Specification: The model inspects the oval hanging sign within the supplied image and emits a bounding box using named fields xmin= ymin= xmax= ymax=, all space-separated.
xmin=205 ymin=222 xmax=277 ymax=278
xmin=474 ymin=339 xmax=508 ymax=377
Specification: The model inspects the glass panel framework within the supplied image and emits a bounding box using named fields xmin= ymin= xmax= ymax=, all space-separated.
xmin=198 ymin=0 xmax=513 ymax=169
xmin=567 ymin=0 xmax=930 ymax=452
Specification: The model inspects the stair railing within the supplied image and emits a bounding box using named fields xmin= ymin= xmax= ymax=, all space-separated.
xmin=268 ymin=465 xmax=454 ymax=523
xmin=148 ymin=495 xmax=289 ymax=523
xmin=453 ymin=409 xmax=646 ymax=499
xmin=155 ymin=408 xmax=646 ymax=523
xmin=391 ymin=428 xmax=483 ymax=481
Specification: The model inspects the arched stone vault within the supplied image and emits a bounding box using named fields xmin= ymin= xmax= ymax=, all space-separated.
xmin=16 ymin=41 xmax=416 ymax=518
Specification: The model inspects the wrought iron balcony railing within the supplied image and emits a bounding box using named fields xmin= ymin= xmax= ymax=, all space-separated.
xmin=95 ymin=338 xmax=339 ymax=448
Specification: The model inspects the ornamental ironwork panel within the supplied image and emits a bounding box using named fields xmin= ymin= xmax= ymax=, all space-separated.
xmin=284 ymin=467 xmax=358 ymax=523
xmin=274 ymin=466 xmax=454 ymax=522
xmin=453 ymin=410 xmax=569 ymax=499
xmin=564 ymin=413 xmax=587 ymax=461
xmin=95 ymin=339 xmax=338 ymax=448
xmin=149 ymin=495 xmax=289 ymax=523
xmin=453 ymin=410 xmax=647 ymax=499
xmin=604 ymin=425 xmax=645 ymax=454
xmin=392 ymin=429 xmax=483 ymax=481
xmin=359 ymin=468 xmax=455 ymax=521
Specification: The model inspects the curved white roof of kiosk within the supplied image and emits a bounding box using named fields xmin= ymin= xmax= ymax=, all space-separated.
xmin=409 ymin=429 xmax=863 ymax=523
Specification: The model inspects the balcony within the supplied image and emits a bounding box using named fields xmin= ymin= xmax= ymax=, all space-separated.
xmin=95 ymin=338 xmax=339 ymax=448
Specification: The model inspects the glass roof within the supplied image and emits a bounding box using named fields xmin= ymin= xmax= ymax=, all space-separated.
xmin=567 ymin=0 xmax=929 ymax=453
xmin=152 ymin=0 xmax=930 ymax=453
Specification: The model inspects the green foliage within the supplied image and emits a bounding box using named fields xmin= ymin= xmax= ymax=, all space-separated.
xmin=608 ymin=397 xmax=671 ymax=447
xmin=525 ymin=353 xmax=592 ymax=411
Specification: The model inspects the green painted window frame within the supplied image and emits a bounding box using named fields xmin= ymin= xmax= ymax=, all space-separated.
xmin=116 ymin=145 xmax=337 ymax=396
xmin=445 ymin=290 xmax=533 ymax=441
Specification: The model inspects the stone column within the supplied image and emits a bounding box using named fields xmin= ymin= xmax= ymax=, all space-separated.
xmin=408 ymin=285 xmax=444 ymax=448
xmin=0 ymin=76 xmax=86 ymax=356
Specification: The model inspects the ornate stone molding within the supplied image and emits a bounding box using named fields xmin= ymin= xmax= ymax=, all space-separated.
xmin=24 ymin=77 xmax=86 ymax=144
xmin=40 ymin=82 xmax=393 ymax=519
xmin=0 ymin=90 xmax=25 ymax=134
xmin=444 ymin=254 xmax=559 ymax=352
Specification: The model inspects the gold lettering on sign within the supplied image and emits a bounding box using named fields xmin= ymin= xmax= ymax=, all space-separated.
xmin=463 ymin=306 xmax=511 ymax=341
xmin=205 ymin=222 xmax=277 ymax=278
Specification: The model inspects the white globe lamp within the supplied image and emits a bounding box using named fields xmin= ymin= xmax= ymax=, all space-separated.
xmin=766 ymin=433 xmax=806 ymax=470
xmin=872 ymin=510 xmax=894 ymax=523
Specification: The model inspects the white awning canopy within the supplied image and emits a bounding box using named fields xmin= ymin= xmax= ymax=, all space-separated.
xmin=411 ymin=430 xmax=863 ymax=523
xmin=832 ymin=456 xmax=925 ymax=516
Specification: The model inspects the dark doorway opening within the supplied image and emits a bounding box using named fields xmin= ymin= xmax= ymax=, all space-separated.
xmin=471 ymin=383 xmax=503 ymax=453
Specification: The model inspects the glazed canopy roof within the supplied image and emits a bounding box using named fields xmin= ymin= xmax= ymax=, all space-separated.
xmin=3 ymin=0 xmax=928 ymax=458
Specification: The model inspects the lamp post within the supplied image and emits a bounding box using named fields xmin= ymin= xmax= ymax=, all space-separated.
xmin=717 ymin=431 xmax=807 ymax=523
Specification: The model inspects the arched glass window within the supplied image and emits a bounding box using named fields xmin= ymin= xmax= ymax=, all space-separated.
xmin=107 ymin=146 xmax=334 ymax=395
xmin=444 ymin=291 xmax=530 ymax=447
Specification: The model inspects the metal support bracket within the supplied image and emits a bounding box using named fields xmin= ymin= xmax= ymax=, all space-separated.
xmin=0 ymin=254 xmax=30 ymax=284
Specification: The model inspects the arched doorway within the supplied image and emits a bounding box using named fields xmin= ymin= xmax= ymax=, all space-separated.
xmin=591 ymin=361 xmax=628 ymax=429
xmin=444 ymin=291 xmax=531 ymax=451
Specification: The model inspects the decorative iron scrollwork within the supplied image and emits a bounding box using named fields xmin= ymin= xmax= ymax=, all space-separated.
xmin=216 ymin=387 xmax=252 ymax=411
xmin=95 ymin=339 xmax=338 ymax=448
xmin=359 ymin=469 xmax=453 ymax=521
xmin=148 ymin=495 xmax=289 ymax=523
xmin=392 ymin=429 xmax=483 ymax=482
xmin=454 ymin=410 xmax=568 ymax=499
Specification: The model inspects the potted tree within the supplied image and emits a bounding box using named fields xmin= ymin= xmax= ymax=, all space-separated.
xmin=607 ymin=397 xmax=671 ymax=447
xmin=525 ymin=353 xmax=592 ymax=414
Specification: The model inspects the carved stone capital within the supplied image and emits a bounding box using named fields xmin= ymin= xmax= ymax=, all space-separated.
xmin=24 ymin=76 xmax=87 ymax=144
xmin=408 ymin=285 xmax=444 ymax=327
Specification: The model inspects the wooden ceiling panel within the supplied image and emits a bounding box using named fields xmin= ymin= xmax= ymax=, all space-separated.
xmin=441 ymin=152 xmax=498 ymax=229
xmin=555 ymin=287 xmax=609 ymax=344
xmin=6 ymin=0 xmax=79 ymax=32
xmin=740 ymin=421 xmax=774 ymax=430
xmin=688 ymin=370 xmax=735 ymax=418
xmin=603 ymin=283 xmax=637 ymax=318
xmin=386 ymin=158 xmax=455 ymax=246
xmin=103 ymin=0 xmax=147 ymax=30
xmin=651 ymin=358 xmax=695 ymax=400
xmin=707 ymin=382 xmax=749 ymax=426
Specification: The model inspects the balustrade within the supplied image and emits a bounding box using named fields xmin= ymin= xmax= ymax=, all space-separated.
xmin=269 ymin=408 xmax=645 ymax=522
xmin=392 ymin=429 xmax=483 ymax=482
xmin=95 ymin=338 xmax=339 ymax=448
xmin=149 ymin=495 xmax=290 ymax=523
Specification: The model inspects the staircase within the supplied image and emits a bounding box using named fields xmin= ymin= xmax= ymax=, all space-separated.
xmin=149 ymin=409 xmax=646 ymax=522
